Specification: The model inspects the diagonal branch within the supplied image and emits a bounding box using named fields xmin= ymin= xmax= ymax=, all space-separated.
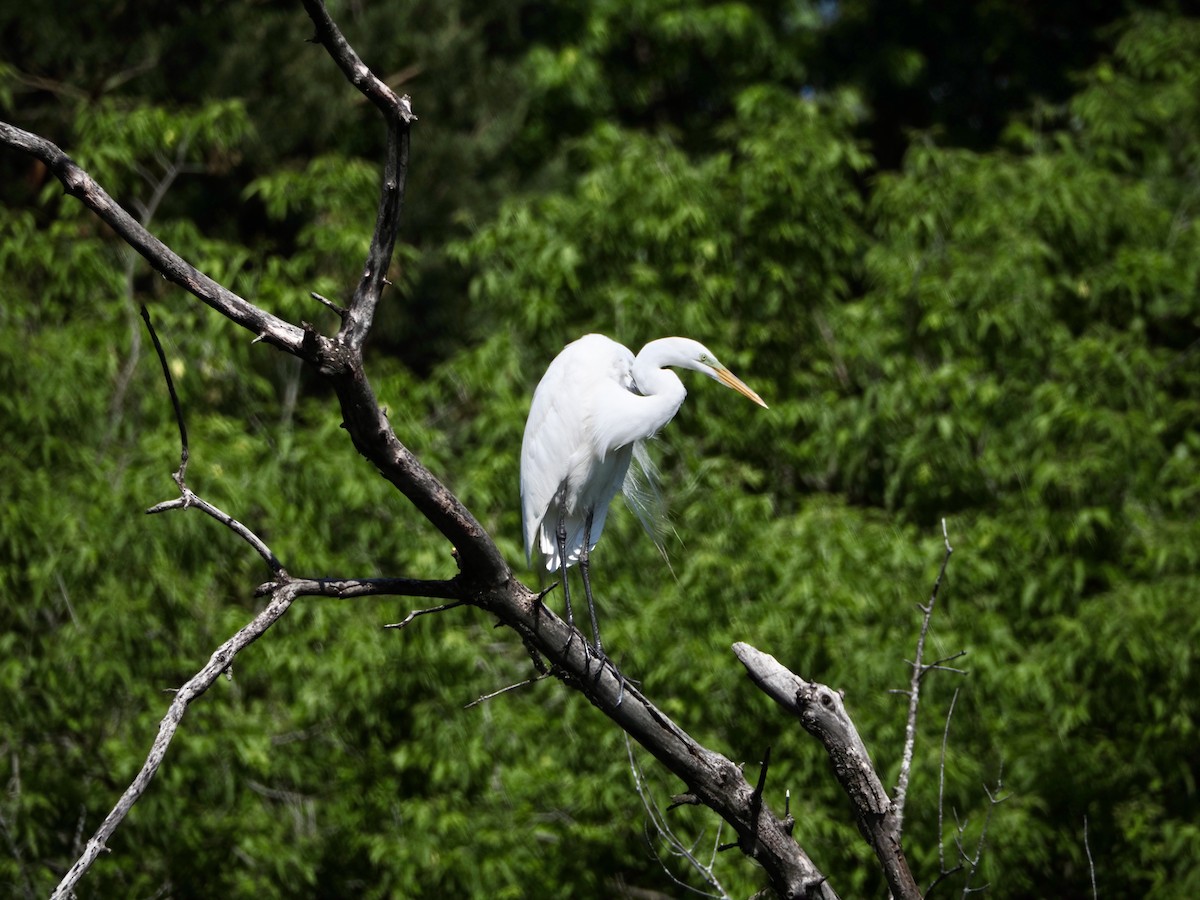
xmin=294 ymin=2 xmax=506 ymax=580
xmin=733 ymin=643 xmax=921 ymax=900
xmin=148 ymin=490 xmax=287 ymax=576
xmin=325 ymin=356 xmax=510 ymax=582
xmin=140 ymin=305 xmax=286 ymax=575
xmin=0 ymin=121 xmax=314 ymax=360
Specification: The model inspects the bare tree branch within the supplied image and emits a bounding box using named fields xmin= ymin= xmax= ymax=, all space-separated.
xmin=938 ymin=688 xmax=960 ymax=874
xmin=277 ymin=576 xmax=465 ymax=602
xmin=311 ymin=290 xmax=348 ymax=318
xmin=137 ymin=305 xmax=293 ymax=577
xmin=48 ymin=300 xmax=310 ymax=897
xmin=384 ymin=600 xmax=469 ymax=627
xmin=0 ymin=121 xmax=312 ymax=359
xmin=733 ymin=643 xmax=920 ymax=900
xmin=463 ymin=675 xmax=550 ymax=709
xmin=146 ymin=488 xmax=287 ymax=575
xmin=957 ymin=769 xmax=1008 ymax=897
xmin=291 ymin=2 xmax=507 ymax=582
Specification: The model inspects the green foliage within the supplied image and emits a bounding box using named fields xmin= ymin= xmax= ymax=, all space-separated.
xmin=3 ymin=5 xmax=1199 ymax=900
xmin=518 ymin=0 xmax=812 ymax=149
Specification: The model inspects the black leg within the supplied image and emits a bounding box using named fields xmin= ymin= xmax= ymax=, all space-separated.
xmin=580 ymin=510 xmax=625 ymax=706
xmin=580 ymin=509 xmax=603 ymax=656
xmin=555 ymin=503 xmax=574 ymax=630
xmin=555 ymin=502 xmax=579 ymax=658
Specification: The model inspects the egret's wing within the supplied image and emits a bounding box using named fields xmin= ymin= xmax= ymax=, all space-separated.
xmin=521 ymin=360 xmax=579 ymax=565
xmin=622 ymin=439 xmax=676 ymax=570
xmin=521 ymin=335 xmax=638 ymax=570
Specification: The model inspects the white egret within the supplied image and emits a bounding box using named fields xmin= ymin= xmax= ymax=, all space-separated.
xmin=520 ymin=333 xmax=768 ymax=655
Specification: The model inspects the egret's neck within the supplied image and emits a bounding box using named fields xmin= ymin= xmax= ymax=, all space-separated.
xmin=632 ymin=340 xmax=688 ymax=423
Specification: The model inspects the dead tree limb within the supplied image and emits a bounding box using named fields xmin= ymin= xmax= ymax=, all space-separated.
xmin=732 ymin=643 xmax=921 ymax=900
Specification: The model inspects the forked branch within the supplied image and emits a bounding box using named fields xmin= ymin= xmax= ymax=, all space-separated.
xmin=49 ymin=297 xmax=469 ymax=899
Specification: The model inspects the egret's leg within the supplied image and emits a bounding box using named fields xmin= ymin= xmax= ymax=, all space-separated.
xmin=553 ymin=504 xmax=583 ymax=661
xmin=580 ymin=510 xmax=625 ymax=706
xmin=580 ymin=510 xmax=603 ymax=657
xmin=555 ymin=505 xmax=574 ymax=630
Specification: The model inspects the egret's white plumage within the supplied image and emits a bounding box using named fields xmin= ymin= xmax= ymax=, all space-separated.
xmin=520 ymin=334 xmax=767 ymax=573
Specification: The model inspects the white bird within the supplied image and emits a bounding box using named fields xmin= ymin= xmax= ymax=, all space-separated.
xmin=520 ymin=333 xmax=768 ymax=654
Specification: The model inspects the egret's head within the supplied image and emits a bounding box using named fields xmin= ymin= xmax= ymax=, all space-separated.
xmin=692 ymin=346 xmax=769 ymax=409
xmin=639 ymin=336 xmax=770 ymax=408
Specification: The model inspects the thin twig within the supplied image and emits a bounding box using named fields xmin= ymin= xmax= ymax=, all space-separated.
xmin=140 ymin=307 xmax=290 ymax=576
xmin=959 ymin=766 xmax=1009 ymax=898
xmin=893 ymin=518 xmax=958 ymax=831
xmin=938 ymin=688 xmax=960 ymax=873
xmin=626 ymin=737 xmax=731 ymax=899
xmin=140 ymin=306 xmax=189 ymax=481
xmin=146 ymin=489 xmax=287 ymax=576
xmin=311 ymin=291 xmax=348 ymax=317
xmin=464 ymin=675 xmax=549 ymax=709
xmin=923 ymin=650 xmax=969 ymax=676
xmin=384 ymin=600 xmax=467 ymax=629
xmin=1084 ymin=815 xmax=1098 ymax=900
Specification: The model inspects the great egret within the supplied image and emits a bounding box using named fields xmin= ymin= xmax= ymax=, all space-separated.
xmin=520 ymin=333 xmax=767 ymax=655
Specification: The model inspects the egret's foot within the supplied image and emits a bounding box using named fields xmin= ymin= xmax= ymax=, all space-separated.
xmin=582 ymin=642 xmax=630 ymax=707
xmin=580 ymin=638 xmax=604 ymax=679
xmin=560 ymin=626 xmax=578 ymax=659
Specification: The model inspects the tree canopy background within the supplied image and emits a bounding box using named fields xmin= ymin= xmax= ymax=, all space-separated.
xmin=2 ymin=1 xmax=1198 ymax=897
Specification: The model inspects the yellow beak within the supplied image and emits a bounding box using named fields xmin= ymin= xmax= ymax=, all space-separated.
xmin=714 ymin=366 xmax=769 ymax=409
